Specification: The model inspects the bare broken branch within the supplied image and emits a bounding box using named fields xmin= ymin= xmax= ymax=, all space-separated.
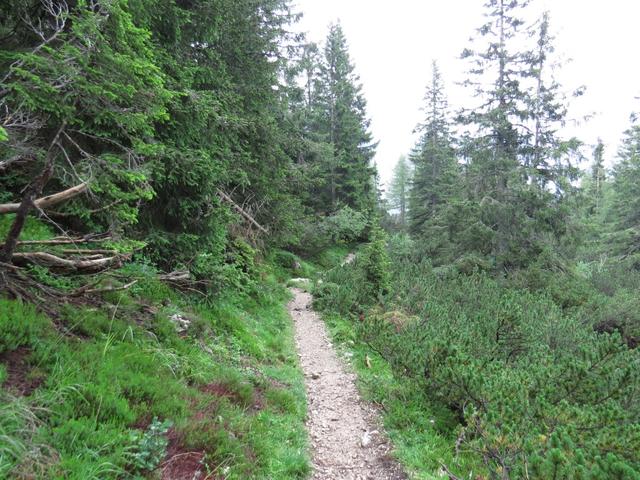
xmin=1 ymin=233 xmax=111 ymax=248
xmin=70 ymin=279 xmax=138 ymax=296
xmin=217 ymin=189 xmax=268 ymax=234
xmin=0 ymin=182 xmax=88 ymax=215
xmin=11 ymin=252 xmax=125 ymax=272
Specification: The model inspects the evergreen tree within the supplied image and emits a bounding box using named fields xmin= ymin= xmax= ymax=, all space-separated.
xmin=408 ymin=62 xmax=458 ymax=238
xmin=129 ymin=0 xmax=302 ymax=269
xmin=313 ymin=23 xmax=377 ymax=213
xmin=609 ymin=114 xmax=640 ymax=258
xmin=459 ymin=3 xmax=578 ymax=269
xmin=587 ymin=139 xmax=606 ymax=217
xmin=0 ymin=0 xmax=169 ymax=266
xmin=387 ymin=155 xmax=412 ymax=228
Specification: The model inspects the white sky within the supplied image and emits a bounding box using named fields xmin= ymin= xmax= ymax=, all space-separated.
xmin=292 ymin=0 xmax=640 ymax=190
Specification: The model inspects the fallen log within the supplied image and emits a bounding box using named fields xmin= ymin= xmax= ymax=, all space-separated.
xmin=158 ymin=270 xmax=192 ymax=282
xmin=7 ymin=234 xmax=111 ymax=247
xmin=70 ymin=279 xmax=138 ymax=296
xmin=0 ymin=182 xmax=88 ymax=215
xmin=216 ymin=190 xmax=268 ymax=234
xmin=11 ymin=252 xmax=124 ymax=272
xmin=61 ymin=249 xmax=118 ymax=255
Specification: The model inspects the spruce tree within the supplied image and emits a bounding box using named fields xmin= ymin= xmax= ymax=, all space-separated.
xmin=408 ymin=61 xmax=458 ymax=239
xmin=587 ymin=139 xmax=606 ymax=217
xmin=609 ymin=114 xmax=640 ymax=258
xmin=459 ymin=3 xmax=578 ymax=269
xmin=313 ymin=23 xmax=377 ymax=213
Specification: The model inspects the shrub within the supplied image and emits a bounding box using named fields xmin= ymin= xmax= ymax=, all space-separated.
xmin=296 ymin=207 xmax=368 ymax=255
xmin=129 ymin=417 xmax=173 ymax=472
xmin=316 ymin=256 xmax=640 ymax=478
xmin=358 ymin=227 xmax=390 ymax=300
xmin=321 ymin=206 xmax=368 ymax=243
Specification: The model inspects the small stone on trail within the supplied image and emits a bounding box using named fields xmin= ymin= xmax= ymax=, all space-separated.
xmin=289 ymin=285 xmax=407 ymax=479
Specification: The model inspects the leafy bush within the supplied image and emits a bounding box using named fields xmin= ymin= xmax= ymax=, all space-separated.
xmin=296 ymin=207 xmax=368 ymax=255
xmin=129 ymin=417 xmax=173 ymax=472
xmin=321 ymin=206 xmax=368 ymax=243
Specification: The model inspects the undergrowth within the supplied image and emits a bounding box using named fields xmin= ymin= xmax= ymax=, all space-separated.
xmin=0 ymin=258 xmax=309 ymax=479
xmin=312 ymin=237 xmax=640 ymax=480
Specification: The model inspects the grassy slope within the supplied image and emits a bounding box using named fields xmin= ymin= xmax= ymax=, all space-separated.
xmin=0 ymin=260 xmax=310 ymax=479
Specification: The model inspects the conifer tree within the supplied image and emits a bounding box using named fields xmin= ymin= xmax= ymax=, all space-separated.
xmin=408 ymin=62 xmax=458 ymax=238
xmin=587 ymin=139 xmax=606 ymax=217
xmin=313 ymin=23 xmax=377 ymax=213
xmin=609 ymin=114 xmax=640 ymax=257
xmin=387 ymin=155 xmax=412 ymax=228
xmin=459 ymin=3 xmax=579 ymax=269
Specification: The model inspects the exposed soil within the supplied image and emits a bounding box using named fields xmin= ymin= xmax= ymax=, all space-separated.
xmin=0 ymin=346 xmax=44 ymax=396
xmin=289 ymin=288 xmax=407 ymax=480
xmin=161 ymin=427 xmax=209 ymax=480
xmin=200 ymin=381 xmax=265 ymax=412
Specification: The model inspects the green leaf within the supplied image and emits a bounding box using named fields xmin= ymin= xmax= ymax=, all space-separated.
xmin=0 ymin=126 xmax=8 ymax=142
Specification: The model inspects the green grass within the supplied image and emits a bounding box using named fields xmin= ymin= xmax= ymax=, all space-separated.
xmin=309 ymin=244 xmax=352 ymax=269
xmin=0 ymin=265 xmax=309 ymax=479
xmin=319 ymin=310 xmax=485 ymax=480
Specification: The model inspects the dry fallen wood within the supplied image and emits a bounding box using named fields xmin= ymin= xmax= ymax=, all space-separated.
xmin=216 ymin=189 xmax=268 ymax=234
xmin=61 ymin=249 xmax=118 ymax=255
xmin=1 ymin=122 xmax=68 ymax=268
xmin=158 ymin=270 xmax=191 ymax=281
xmin=1 ymin=233 xmax=111 ymax=248
xmin=0 ymin=182 xmax=88 ymax=215
xmin=70 ymin=279 xmax=138 ymax=296
xmin=11 ymin=252 xmax=124 ymax=271
xmin=0 ymin=261 xmax=24 ymax=271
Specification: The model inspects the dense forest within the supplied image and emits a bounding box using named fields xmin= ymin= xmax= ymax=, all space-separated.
xmin=1 ymin=0 xmax=638 ymax=479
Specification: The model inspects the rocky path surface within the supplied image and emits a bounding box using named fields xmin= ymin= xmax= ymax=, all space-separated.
xmin=289 ymin=287 xmax=407 ymax=480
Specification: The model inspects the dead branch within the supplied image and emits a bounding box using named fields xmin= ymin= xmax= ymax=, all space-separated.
xmin=217 ymin=189 xmax=268 ymax=234
xmin=0 ymin=261 xmax=24 ymax=271
xmin=0 ymin=122 xmax=67 ymax=267
xmin=61 ymin=249 xmax=117 ymax=255
xmin=439 ymin=463 xmax=463 ymax=480
xmin=0 ymin=0 xmax=69 ymax=96
xmin=70 ymin=279 xmax=138 ymax=296
xmin=11 ymin=252 xmax=125 ymax=272
xmin=4 ymin=233 xmax=111 ymax=247
xmin=158 ymin=270 xmax=191 ymax=282
xmin=0 ymin=182 xmax=88 ymax=214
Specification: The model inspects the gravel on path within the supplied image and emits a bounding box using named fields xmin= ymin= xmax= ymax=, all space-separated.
xmin=289 ymin=287 xmax=407 ymax=480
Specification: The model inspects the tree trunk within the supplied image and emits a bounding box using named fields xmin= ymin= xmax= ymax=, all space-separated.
xmin=0 ymin=123 xmax=66 ymax=266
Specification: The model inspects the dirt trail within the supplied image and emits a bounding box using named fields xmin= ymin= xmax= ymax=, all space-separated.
xmin=289 ymin=287 xmax=406 ymax=480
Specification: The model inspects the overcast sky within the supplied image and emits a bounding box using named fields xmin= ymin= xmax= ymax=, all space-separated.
xmin=292 ymin=0 xmax=640 ymax=190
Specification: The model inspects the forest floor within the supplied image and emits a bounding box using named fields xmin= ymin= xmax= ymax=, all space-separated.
xmin=289 ymin=286 xmax=407 ymax=480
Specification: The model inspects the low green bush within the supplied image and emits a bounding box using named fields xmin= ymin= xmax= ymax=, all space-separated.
xmin=316 ymin=248 xmax=640 ymax=479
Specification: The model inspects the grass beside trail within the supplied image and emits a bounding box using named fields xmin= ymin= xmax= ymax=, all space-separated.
xmin=0 ymin=263 xmax=309 ymax=479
